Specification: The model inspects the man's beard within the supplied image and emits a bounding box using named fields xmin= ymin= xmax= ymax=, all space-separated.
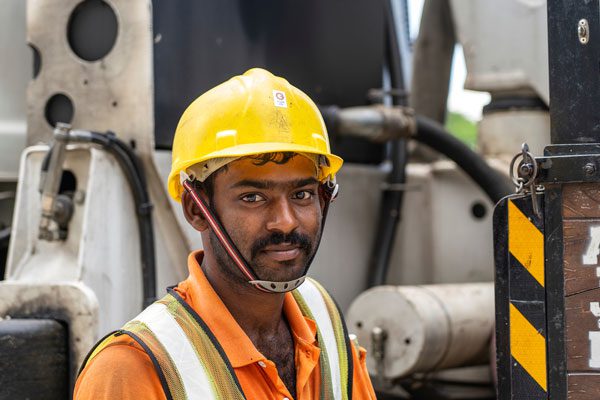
xmin=209 ymin=228 xmax=320 ymax=285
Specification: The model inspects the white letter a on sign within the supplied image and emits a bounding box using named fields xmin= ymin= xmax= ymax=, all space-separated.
xmin=583 ymin=226 xmax=600 ymax=265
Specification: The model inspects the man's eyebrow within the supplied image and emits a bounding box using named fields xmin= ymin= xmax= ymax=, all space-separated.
xmin=230 ymin=177 xmax=318 ymax=190
xmin=293 ymin=177 xmax=319 ymax=188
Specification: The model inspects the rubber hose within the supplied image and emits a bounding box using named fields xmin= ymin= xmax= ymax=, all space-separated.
xmin=88 ymin=133 xmax=156 ymax=307
xmin=67 ymin=132 xmax=156 ymax=308
xmin=414 ymin=115 xmax=513 ymax=204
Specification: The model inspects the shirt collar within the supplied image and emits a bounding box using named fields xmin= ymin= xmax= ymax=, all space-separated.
xmin=175 ymin=250 xmax=318 ymax=368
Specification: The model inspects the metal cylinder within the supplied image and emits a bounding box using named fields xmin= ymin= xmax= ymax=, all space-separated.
xmin=346 ymin=282 xmax=494 ymax=379
xmin=332 ymin=105 xmax=416 ymax=143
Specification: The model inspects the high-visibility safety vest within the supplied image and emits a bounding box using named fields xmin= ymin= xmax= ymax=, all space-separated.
xmin=81 ymin=278 xmax=354 ymax=400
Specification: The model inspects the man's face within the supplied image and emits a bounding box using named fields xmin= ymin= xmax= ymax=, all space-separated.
xmin=208 ymin=155 xmax=323 ymax=283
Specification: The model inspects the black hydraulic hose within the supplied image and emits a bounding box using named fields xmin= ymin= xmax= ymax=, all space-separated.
xmin=106 ymin=133 xmax=149 ymax=188
xmin=368 ymin=140 xmax=407 ymax=288
xmin=82 ymin=132 xmax=156 ymax=308
xmin=42 ymin=131 xmax=156 ymax=307
xmin=367 ymin=0 xmax=409 ymax=288
xmin=414 ymin=115 xmax=513 ymax=204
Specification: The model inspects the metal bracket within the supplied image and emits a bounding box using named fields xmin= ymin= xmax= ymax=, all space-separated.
xmin=534 ymin=143 xmax=600 ymax=184
xmin=38 ymin=123 xmax=72 ymax=241
xmin=510 ymin=143 xmax=543 ymax=217
xmin=579 ymin=19 xmax=590 ymax=45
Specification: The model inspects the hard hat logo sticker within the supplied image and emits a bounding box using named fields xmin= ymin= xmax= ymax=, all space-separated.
xmin=273 ymin=90 xmax=288 ymax=108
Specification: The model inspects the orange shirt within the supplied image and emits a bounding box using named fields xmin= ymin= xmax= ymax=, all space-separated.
xmin=74 ymin=251 xmax=376 ymax=399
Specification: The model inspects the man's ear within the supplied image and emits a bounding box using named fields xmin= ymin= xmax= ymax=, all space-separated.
xmin=181 ymin=190 xmax=209 ymax=232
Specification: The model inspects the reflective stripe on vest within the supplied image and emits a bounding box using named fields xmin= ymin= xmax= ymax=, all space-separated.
xmin=293 ymin=278 xmax=353 ymax=400
xmin=81 ymin=278 xmax=352 ymax=400
xmin=135 ymin=303 xmax=216 ymax=399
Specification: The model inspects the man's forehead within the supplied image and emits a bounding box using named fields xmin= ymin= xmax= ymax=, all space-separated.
xmin=218 ymin=155 xmax=318 ymax=185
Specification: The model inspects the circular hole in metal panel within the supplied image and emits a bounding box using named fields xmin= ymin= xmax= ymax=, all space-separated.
xmin=471 ymin=201 xmax=487 ymax=220
xmin=45 ymin=94 xmax=74 ymax=127
xmin=29 ymin=44 xmax=41 ymax=79
xmin=67 ymin=0 xmax=118 ymax=62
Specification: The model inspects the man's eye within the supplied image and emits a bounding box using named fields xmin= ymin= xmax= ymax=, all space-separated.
xmin=294 ymin=190 xmax=314 ymax=200
xmin=241 ymin=193 xmax=265 ymax=203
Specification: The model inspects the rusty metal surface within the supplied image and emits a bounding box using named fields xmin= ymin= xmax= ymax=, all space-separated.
xmin=567 ymin=374 xmax=600 ymax=400
xmin=565 ymin=289 xmax=600 ymax=371
xmin=563 ymin=221 xmax=600 ymax=296
xmin=562 ymin=183 xmax=600 ymax=398
xmin=563 ymin=184 xmax=600 ymax=218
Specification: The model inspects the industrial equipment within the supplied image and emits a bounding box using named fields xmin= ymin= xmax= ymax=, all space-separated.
xmin=1 ymin=0 xmax=586 ymax=399
xmin=492 ymin=2 xmax=600 ymax=398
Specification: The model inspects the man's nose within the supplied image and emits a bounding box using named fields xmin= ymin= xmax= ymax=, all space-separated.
xmin=265 ymin=198 xmax=299 ymax=234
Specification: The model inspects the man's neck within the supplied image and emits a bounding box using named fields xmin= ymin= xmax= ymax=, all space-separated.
xmin=201 ymin=257 xmax=286 ymax=336
xmin=199 ymin=253 xmax=299 ymax=399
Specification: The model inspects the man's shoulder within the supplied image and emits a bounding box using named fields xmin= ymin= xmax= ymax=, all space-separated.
xmin=78 ymin=335 xmax=154 ymax=379
xmin=74 ymin=335 xmax=164 ymax=400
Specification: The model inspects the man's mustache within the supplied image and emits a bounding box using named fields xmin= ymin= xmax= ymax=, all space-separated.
xmin=250 ymin=231 xmax=312 ymax=259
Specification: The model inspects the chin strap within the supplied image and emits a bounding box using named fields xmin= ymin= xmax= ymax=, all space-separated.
xmin=182 ymin=177 xmax=338 ymax=293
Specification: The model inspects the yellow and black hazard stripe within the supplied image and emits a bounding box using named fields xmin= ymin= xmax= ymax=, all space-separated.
xmin=508 ymin=198 xmax=547 ymax=397
xmin=494 ymin=195 xmax=548 ymax=399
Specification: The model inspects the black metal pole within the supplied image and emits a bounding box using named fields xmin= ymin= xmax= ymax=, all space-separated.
xmin=367 ymin=0 xmax=409 ymax=288
xmin=545 ymin=2 xmax=600 ymax=398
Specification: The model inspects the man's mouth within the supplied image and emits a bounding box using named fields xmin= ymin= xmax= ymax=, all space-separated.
xmin=261 ymin=243 xmax=301 ymax=262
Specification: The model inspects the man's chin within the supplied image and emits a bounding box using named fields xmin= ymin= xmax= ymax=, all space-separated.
xmin=252 ymin=260 xmax=309 ymax=283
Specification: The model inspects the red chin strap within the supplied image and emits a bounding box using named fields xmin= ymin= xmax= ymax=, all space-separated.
xmin=182 ymin=178 xmax=338 ymax=293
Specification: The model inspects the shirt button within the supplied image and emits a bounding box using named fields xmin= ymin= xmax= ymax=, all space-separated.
xmin=258 ymin=361 xmax=266 ymax=368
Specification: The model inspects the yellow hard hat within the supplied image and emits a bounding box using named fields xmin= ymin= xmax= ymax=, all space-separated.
xmin=167 ymin=68 xmax=344 ymax=201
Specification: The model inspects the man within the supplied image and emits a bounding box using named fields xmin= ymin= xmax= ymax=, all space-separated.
xmin=74 ymin=68 xmax=376 ymax=399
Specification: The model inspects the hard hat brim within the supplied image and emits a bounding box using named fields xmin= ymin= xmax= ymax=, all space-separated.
xmin=168 ymin=142 xmax=343 ymax=202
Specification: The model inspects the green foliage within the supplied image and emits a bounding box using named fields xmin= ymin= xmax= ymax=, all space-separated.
xmin=445 ymin=112 xmax=477 ymax=149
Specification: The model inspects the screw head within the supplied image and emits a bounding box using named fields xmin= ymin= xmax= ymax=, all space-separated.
xmin=584 ymin=163 xmax=596 ymax=176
